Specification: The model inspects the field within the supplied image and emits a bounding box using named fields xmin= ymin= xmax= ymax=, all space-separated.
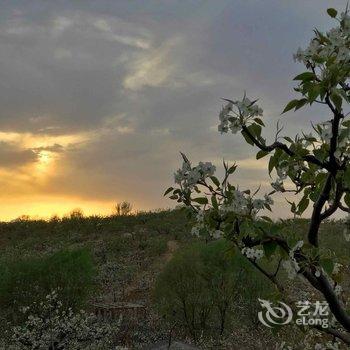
xmin=0 ymin=209 xmax=348 ymax=349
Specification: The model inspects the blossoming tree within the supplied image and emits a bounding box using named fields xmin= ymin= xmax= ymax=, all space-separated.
xmin=165 ymin=7 xmax=350 ymax=348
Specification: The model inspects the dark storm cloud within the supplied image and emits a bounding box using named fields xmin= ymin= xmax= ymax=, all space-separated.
xmin=0 ymin=0 xmax=347 ymax=213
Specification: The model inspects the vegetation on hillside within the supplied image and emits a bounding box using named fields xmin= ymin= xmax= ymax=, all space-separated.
xmin=0 ymin=209 xmax=348 ymax=348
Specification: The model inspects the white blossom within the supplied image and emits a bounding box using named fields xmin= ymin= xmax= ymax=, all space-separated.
xmin=294 ymin=13 xmax=350 ymax=67
xmin=218 ymin=96 xmax=262 ymax=135
xmin=174 ymin=160 xmax=217 ymax=189
xmin=196 ymin=210 xmax=204 ymax=222
xmin=191 ymin=226 xmax=201 ymax=237
xmin=198 ymin=161 xmax=216 ymax=176
xmin=282 ymin=259 xmax=300 ymax=279
xmin=187 ymin=169 xmax=201 ymax=185
xmin=319 ymin=122 xmax=333 ymax=143
xmin=212 ymin=229 xmax=223 ymax=239
xmin=332 ymin=262 xmax=342 ymax=275
xmin=271 ymin=178 xmax=284 ymax=192
xmin=253 ymin=199 xmax=265 ymax=210
xmin=11 ymin=290 xmax=115 ymax=349
xmin=264 ymin=194 xmax=274 ymax=205
xmin=334 ymin=284 xmax=343 ymax=296
xmin=229 ymin=118 xmax=241 ymax=134
xmin=290 ymin=240 xmax=304 ymax=254
xmin=241 ymin=247 xmax=264 ymax=260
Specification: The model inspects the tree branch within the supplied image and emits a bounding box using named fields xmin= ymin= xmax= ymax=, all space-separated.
xmin=320 ymin=182 xmax=343 ymax=220
xmin=314 ymin=325 xmax=350 ymax=345
xmin=317 ymin=274 xmax=350 ymax=332
xmin=241 ymin=125 xmax=332 ymax=172
xmin=339 ymin=203 xmax=350 ymax=213
xmin=240 ymin=232 xmax=350 ymax=336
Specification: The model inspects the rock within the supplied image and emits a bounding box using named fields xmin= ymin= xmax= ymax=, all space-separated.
xmin=144 ymin=341 xmax=200 ymax=350
xmin=123 ymin=232 xmax=133 ymax=238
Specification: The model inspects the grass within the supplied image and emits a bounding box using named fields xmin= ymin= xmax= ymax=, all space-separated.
xmin=0 ymin=248 xmax=95 ymax=325
xmin=0 ymin=210 xmax=348 ymax=349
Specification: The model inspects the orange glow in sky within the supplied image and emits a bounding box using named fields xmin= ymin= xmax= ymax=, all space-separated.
xmin=0 ymin=131 xmax=119 ymax=221
xmin=1 ymin=196 xmax=116 ymax=221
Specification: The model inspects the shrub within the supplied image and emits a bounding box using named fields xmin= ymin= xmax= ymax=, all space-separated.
xmin=115 ymin=201 xmax=133 ymax=216
xmin=0 ymin=248 xmax=95 ymax=324
xmin=153 ymin=240 xmax=274 ymax=338
xmin=140 ymin=236 xmax=168 ymax=257
xmin=9 ymin=290 xmax=116 ymax=350
xmin=68 ymin=208 xmax=84 ymax=220
xmin=108 ymin=235 xmax=134 ymax=255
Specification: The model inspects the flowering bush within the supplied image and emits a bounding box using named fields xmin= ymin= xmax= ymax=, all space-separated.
xmin=0 ymin=248 xmax=95 ymax=324
xmin=166 ymin=7 xmax=350 ymax=348
xmin=9 ymin=290 xmax=116 ymax=350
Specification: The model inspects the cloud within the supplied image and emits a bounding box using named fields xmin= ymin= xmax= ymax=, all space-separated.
xmin=123 ymin=37 xmax=180 ymax=91
xmin=92 ymin=18 xmax=151 ymax=49
xmin=0 ymin=141 xmax=37 ymax=168
xmin=0 ymin=0 xmax=341 ymax=219
xmin=52 ymin=16 xmax=73 ymax=34
xmin=235 ymin=157 xmax=269 ymax=170
xmin=0 ymin=7 xmax=153 ymax=134
xmin=32 ymin=144 xmax=64 ymax=153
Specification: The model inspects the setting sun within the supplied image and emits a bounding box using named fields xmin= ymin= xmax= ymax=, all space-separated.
xmin=37 ymin=150 xmax=53 ymax=171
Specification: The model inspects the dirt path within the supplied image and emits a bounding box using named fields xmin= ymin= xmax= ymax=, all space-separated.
xmin=164 ymin=240 xmax=179 ymax=262
xmin=123 ymin=239 xmax=179 ymax=303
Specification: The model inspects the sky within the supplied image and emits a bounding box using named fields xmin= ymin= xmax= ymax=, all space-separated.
xmin=0 ymin=0 xmax=346 ymax=220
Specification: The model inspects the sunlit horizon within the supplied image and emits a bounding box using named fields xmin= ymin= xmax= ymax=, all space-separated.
xmin=0 ymin=195 xmax=166 ymax=222
xmin=0 ymin=1 xmax=339 ymax=221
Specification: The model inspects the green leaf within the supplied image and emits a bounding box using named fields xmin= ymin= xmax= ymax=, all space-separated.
xmin=320 ymin=258 xmax=333 ymax=275
xmin=263 ymin=241 xmax=278 ymax=259
xmin=268 ymin=149 xmax=282 ymax=175
xmin=344 ymin=193 xmax=350 ymax=208
xmin=278 ymin=245 xmax=289 ymax=259
xmin=192 ymin=197 xmax=208 ymax=205
xmin=293 ymin=72 xmax=316 ymax=81
xmin=256 ymin=150 xmax=269 ymax=159
xmin=210 ymin=176 xmax=220 ymax=188
xmin=268 ymin=156 xmax=275 ymax=175
xmin=265 ymin=203 xmax=272 ymax=211
xmin=330 ymin=91 xmax=342 ymax=111
xmin=261 ymin=216 xmax=273 ymax=222
xmin=291 ymin=202 xmax=296 ymax=213
xmin=254 ymin=117 xmax=265 ymax=126
xmin=164 ymin=187 xmax=174 ymax=196
xmin=211 ymin=195 xmax=218 ymax=210
xmin=344 ymin=167 xmax=350 ymax=188
xmin=295 ymin=98 xmax=308 ymax=111
xmin=297 ymin=195 xmax=309 ymax=215
xmin=248 ymin=123 xmax=262 ymax=138
xmin=282 ymin=99 xmax=299 ymax=114
xmin=228 ymin=164 xmax=237 ymax=174
xmin=342 ymin=120 xmax=350 ymax=128
xmin=241 ymin=129 xmax=255 ymax=146
xmin=308 ymin=85 xmax=320 ymax=103
xmin=339 ymin=88 xmax=349 ymax=103
xmin=283 ymin=136 xmax=293 ymax=143
xmin=286 ymin=199 xmax=296 ymax=214
xmin=327 ymin=8 xmax=337 ymax=18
